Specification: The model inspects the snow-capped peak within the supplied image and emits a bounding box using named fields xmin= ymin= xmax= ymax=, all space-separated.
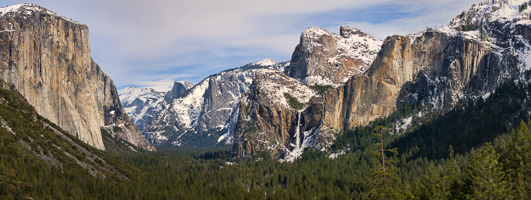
xmin=301 ymin=27 xmax=331 ymax=41
xmin=252 ymin=58 xmax=278 ymax=66
xmin=0 ymin=4 xmax=81 ymax=24
xmin=118 ymin=86 xmax=165 ymax=107
xmin=175 ymin=81 xmax=194 ymax=90
xmin=0 ymin=4 xmax=29 ymax=18
xmin=118 ymin=86 xmax=167 ymax=130
xmin=447 ymin=0 xmax=531 ymax=29
xmin=300 ymin=26 xmax=382 ymax=68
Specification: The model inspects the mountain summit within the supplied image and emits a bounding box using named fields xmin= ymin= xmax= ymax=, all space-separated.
xmin=0 ymin=4 xmax=154 ymax=151
xmin=233 ymin=0 xmax=531 ymax=160
xmin=285 ymin=26 xmax=382 ymax=87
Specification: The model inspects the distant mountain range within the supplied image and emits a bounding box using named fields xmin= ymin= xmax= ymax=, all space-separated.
xmin=118 ymin=0 xmax=531 ymax=161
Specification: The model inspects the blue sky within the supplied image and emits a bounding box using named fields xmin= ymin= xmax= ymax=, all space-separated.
xmin=1 ymin=0 xmax=481 ymax=92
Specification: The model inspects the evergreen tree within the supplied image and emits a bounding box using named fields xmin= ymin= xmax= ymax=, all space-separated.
xmin=419 ymin=163 xmax=444 ymax=200
xmin=500 ymin=121 xmax=531 ymax=199
xmin=465 ymin=143 xmax=509 ymax=200
xmin=443 ymin=145 xmax=461 ymax=199
xmin=368 ymin=126 xmax=400 ymax=200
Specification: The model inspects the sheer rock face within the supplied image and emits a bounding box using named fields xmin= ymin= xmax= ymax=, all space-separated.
xmin=0 ymin=4 xmax=155 ymax=151
xmin=285 ymin=26 xmax=382 ymax=87
xmin=145 ymin=60 xmax=288 ymax=146
xmin=306 ymin=1 xmax=531 ymax=140
xmin=234 ymin=0 xmax=531 ymax=159
xmin=232 ymin=69 xmax=317 ymax=159
xmin=315 ymin=0 xmax=530 ymax=133
xmin=164 ymin=81 xmax=193 ymax=102
xmin=317 ymin=32 xmax=490 ymax=132
xmin=119 ymin=81 xmax=193 ymax=131
xmin=119 ymin=86 xmax=166 ymax=130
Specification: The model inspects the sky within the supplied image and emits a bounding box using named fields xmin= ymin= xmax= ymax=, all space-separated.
xmin=1 ymin=0 xmax=481 ymax=92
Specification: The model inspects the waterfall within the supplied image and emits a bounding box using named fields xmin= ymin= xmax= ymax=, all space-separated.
xmin=295 ymin=111 xmax=301 ymax=149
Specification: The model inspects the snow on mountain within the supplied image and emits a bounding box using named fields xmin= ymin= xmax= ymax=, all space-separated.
xmin=255 ymin=69 xmax=316 ymax=110
xmin=119 ymin=86 xmax=166 ymax=130
xmin=234 ymin=0 xmax=531 ymax=161
xmin=232 ymin=68 xmax=324 ymax=161
xmin=439 ymin=0 xmax=531 ymax=81
xmin=119 ymin=86 xmax=165 ymax=108
xmin=119 ymin=81 xmax=194 ymax=132
xmin=285 ymin=26 xmax=383 ymax=87
xmin=145 ymin=59 xmax=286 ymax=146
xmin=252 ymin=58 xmax=278 ymax=66
xmin=0 ymin=4 xmax=81 ymax=24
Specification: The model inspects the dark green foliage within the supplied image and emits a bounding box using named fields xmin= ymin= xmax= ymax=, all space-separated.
xmin=3 ymin=74 xmax=531 ymax=199
xmin=284 ymin=93 xmax=305 ymax=110
xmin=499 ymin=121 xmax=531 ymax=199
xmin=480 ymin=26 xmax=488 ymax=41
xmin=462 ymin=22 xmax=476 ymax=31
xmin=391 ymin=81 xmax=531 ymax=160
xmin=464 ymin=143 xmax=508 ymax=200
xmin=0 ymin=79 xmax=138 ymax=199
xmin=368 ymin=126 xmax=401 ymax=200
xmin=309 ymin=84 xmax=333 ymax=94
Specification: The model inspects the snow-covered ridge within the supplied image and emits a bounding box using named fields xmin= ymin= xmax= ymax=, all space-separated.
xmin=175 ymin=81 xmax=194 ymax=90
xmin=169 ymin=76 xmax=211 ymax=130
xmin=255 ymin=69 xmax=316 ymax=110
xmin=435 ymin=0 xmax=531 ymax=76
xmin=444 ymin=0 xmax=531 ymax=31
xmin=119 ymin=86 xmax=165 ymax=107
xmin=302 ymin=26 xmax=383 ymax=69
xmin=252 ymin=58 xmax=278 ymax=66
xmin=146 ymin=59 xmax=285 ymax=146
xmin=0 ymin=4 xmax=82 ymax=24
xmin=335 ymin=26 xmax=383 ymax=68
xmin=402 ymin=0 xmax=531 ymax=47
xmin=118 ymin=86 xmax=166 ymax=130
xmin=291 ymin=26 xmax=383 ymax=87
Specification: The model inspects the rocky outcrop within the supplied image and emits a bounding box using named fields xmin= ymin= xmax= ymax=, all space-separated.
xmin=232 ymin=69 xmax=317 ymax=160
xmin=145 ymin=59 xmax=286 ymax=146
xmin=119 ymin=81 xmax=193 ymax=131
xmin=317 ymin=31 xmax=494 ymax=132
xmin=233 ymin=0 xmax=531 ymax=159
xmin=0 ymin=4 xmax=154 ymax=151
xmin=164 ymin=81 xmax=193 ymax=102
xmin=285 ymin=26 xmax=382 ymax=87
xmin=119 ymin=86 xmax=166 ymax=130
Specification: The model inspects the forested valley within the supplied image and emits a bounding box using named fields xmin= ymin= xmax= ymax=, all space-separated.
xmin=3 ymin=78 xmax=531 ymax=199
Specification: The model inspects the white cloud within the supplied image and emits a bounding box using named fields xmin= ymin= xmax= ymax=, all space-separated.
xmin=1 ymin=0 xmax=483 ymax=89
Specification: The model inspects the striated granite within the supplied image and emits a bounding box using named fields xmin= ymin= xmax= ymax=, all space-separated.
xmin=145 ymin=60 xmax=288 ymax=146
xmin=232 ymin=69 xmax=317 ymax=160
xmin=285 ymin=26 xmax=382 ymax=87
xmin=233 ymin=0 xmax=531 ymax=159
xmin=0 ymin=4 xmax=154 ymax=151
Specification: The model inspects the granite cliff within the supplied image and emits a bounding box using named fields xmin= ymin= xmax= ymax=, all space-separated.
xmin=285 ymin=26 xmax=382 ymax=87
xmin=0 ymin=4 xmax=154 ymax=151
xmin=233 ymin=0 xmax=531 ymax=159
xmin=232 ymin=69 xmax=318 ymax=160
xmin=119 ymin=81 xmax=193 ymax=131
xmin=145 ymin=60 xmax=288 ymax=146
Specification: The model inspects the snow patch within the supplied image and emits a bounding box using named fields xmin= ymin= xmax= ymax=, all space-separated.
xmin=0 ymin=4 xmax=82 ymax=24
xmin=255 ymin=69 xmax=316 ymax=110
xmin=0 ymin=118 xmax=15 ymax=135
xmin=252 ymin=59 xmax=278 ymax=66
